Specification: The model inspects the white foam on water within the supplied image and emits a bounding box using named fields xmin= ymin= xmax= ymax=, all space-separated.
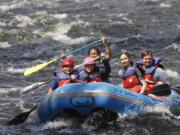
xmin=15 ymin=99 xmax=37 ymax=112
xmin=0 ymin=21 xmax=6 ymax=27
xmin=12 ymin=15 xmax=35 ymax=28
xmin=0 ymin=0 xmax=60 ymax=12
xmin=0 ymin=102 xmax=12 ymax=107
xmin=44 ymin=22 xmax=90 ymax=45
xmin=160 ymin=2 xmax=171 ymax=8
xmin=150 ymin=0 xmax=159 ymax=2
xmin=7 ymin=67 xmax=25 ymax=73
xmin=32 ymin=0 xmax=60 ymax=8
xmin=42 ymin=120 xmax=74 ymax=130
xmin=0 ymin=0 xmax=29 ymax=12
xmin=0 ymin=88 xmax=20 ymax=96
xmin=177 ymin=24 xmax=180 ymax=29
xmin=117 ymin=110 xmax=138 ymax=120
xmin=165 ymin=43 xmax=180 ymax=52
xmin=74 ymin=0 xmax=86 ymax=3
xmin=108 ymin=13 xmax=133 ymax=24
xmin=32 ymin=13 xmax=92 ymax=45
xmin=34 ymin=11 xmax=48 ymax=16
xmin=16 ymin=99 xmax=27 ymax=111
xmin=11 ymin=11 xmax=67 ymax=28
xmin=117 ymin=13 xmax=130 ymax=18
xmin=74 ymin=0 xmax=94 ymax=3
xmin=52 ymin=14 xmax=68 ymax=19
xmin=122 ymin=17 xmax=133 ymax=24
xmin=0 ymin=42 xmax=12 ymax=48
xmin=147 ymin=102 xmax=171 ymax=114
xmin=146 ymin=102 xmax=180 ymax=122
xmin=165 ymin=69 xmax=180 ymax=79
xmin=119 ymin=13 xmax=133 ymax=24
xmin=117 ymin=100 xmax=174 ymax=120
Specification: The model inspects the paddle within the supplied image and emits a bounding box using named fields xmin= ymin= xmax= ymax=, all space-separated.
xmin=7 ymin=56 xmax=100 ymax=125
xmin=146 ymin=84 xmax=171 ymax=96
xmin=20 ymin=79 xmax=53 ymax=95
xmin=172 ymin=85 xmax=180 ymax=94
xmin=172 ymin=84 xmax=180 ymax=90
xmin=7 ymin=106 xmax=38 ymax=125
xmin=24 ymin=39 xmax=102 ymax=76
xmin=172 ymin=87 xmax=180 ymax=91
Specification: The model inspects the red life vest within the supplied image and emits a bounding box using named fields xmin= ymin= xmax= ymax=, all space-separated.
xmin=83 ymin=78 xmax=101 ymax=83
xmin=59 ymin=80 xmax=71 ymax=86
xmin=144 ymin=66 xmax=157 ymax=92
xmin=79 ymin=70 xmax=101 ymax=83
xmin=137 ymin=58 xmax=163 ymax=92
xmin=121 ymin=66 xmax=142 ymax=93
xmin=58 ymin=70 xmax=79 ymax=86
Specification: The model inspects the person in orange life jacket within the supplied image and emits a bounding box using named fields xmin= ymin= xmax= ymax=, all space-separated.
xmin=53 ymin=54 xmax=71 ymax=76
xmin=138 ymin=50 xmax=171 ymax=97
xmin=119 ymin=52 xmax=147 ymax=94
xmin=83 ymin=37 xmax=111 ymax=82
xmin=47 ymin=58 xmax=80 ymax=95
xmin=79 ymin=57 xmax=103 ymax=83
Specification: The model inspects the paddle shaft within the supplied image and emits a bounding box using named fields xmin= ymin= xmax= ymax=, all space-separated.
xmin=172 ymin=87 xmax=180 ymax=91
xmin=57 ymin=40 xmax=101 ymax=61
xmin=74 ymin=56 xmax=100 ymax=69
xmin=21 ymin=79 xmax=54 ymax=95
xmin=24 ymin=39 xmax=102 ymax=76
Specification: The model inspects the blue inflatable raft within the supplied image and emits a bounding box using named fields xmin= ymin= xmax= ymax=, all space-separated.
xmin=35 ymin=82 xmax=180 ymax=123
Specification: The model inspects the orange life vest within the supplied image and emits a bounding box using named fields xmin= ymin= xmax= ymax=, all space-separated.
xmin=83 ymin=78 xmax=101 ymax=83
xmin=58 ymin=71 xmax=79 ymax=86
xmin=143 ymin=66 xmax=157 ymax=92
xmin=121 ymin=66 xmax=142 ymax=93
xmin=137 ymin=58 xmax=163 ymax=92
xmin=79 ymin=70 xmax=101 ymax=83
xmin=59 ymin=80 xmax=76 ymax=86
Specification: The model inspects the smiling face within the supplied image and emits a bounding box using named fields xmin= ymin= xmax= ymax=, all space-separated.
xmin=120 ymin=54 xmax=130 ymax=67
xmin=85 ymin=64 xmax=95 ymax=73
xmin=89 ymin=49 xmax=99 ymax=58
xmin=142 ymin=54 xmax=153 ymax=68
xmin=62 ymin=65 xmax=74 ymax=74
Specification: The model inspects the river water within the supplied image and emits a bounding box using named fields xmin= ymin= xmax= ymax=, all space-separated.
xmin=0 ymin=0 xmax=180 ymax=134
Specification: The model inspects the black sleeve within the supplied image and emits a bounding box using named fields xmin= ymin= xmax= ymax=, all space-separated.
xmin=102 ymin=59 xmax=111 ymax=74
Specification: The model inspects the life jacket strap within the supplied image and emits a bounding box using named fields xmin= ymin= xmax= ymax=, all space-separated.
xmin=124 ymin=83 xmax=141 ymax=88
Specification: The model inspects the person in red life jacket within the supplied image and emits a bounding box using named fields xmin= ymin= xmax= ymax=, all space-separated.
xmin=119 ymin=52 xmax=147 ymax=94
xmin=47 ymin=58 xmax=80 ymax=95
xmin=138 ymin=50 xmax=171 ymax=98
xmin=79 ymin=57 xmax=103 ymax=83
xmin=77 ymin=37 xmax=112 ymax=82
xmin=60 ymin=37 xmax=111 ymax=82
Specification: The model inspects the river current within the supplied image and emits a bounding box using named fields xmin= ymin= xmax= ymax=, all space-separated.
xmin=0 ymin=0 xmax=180 ymax=134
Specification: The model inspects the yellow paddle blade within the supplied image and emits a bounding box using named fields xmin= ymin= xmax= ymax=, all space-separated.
xmin=24 ymin=59 xmax=57 ymax=76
